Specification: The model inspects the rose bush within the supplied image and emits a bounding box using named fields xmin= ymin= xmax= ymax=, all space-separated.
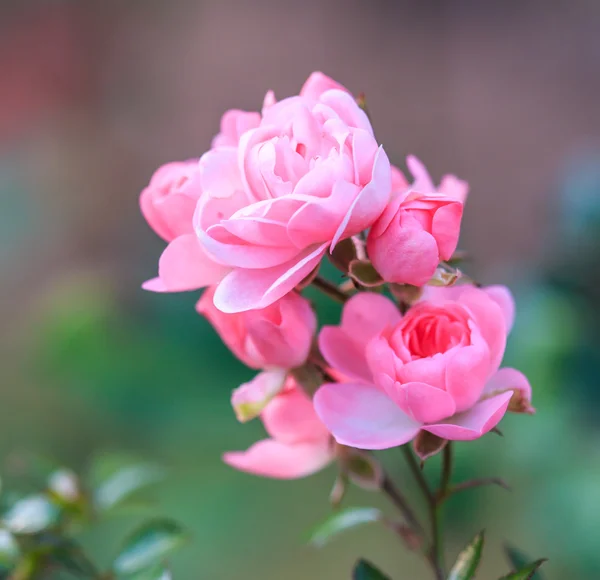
xmin=313 ymin=287 xmax=533 ymax=449
xmin=138 ymin=71 xmax=540 ymax=578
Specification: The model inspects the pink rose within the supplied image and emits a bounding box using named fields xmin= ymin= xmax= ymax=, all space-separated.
xmin=198 ymin=286 xmax=317 ymax=421
xmin=313 ymin=287 xmax=533 ymax=449
xmin=155 ymin=72 xmax=391 ymax=312
xmin=223 ymin=378 xmax=334 ymax=479
xmin=140 ymin=160 xmax=231 ymax=293
xmin=367 ymin=155 xmax=467 ymax=287
xmin=197 ymin=287 xmax=316 ymax=370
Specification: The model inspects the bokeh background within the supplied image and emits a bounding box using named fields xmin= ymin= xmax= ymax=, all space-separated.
xmin=2 ymin=1 xmax=600 ymax=578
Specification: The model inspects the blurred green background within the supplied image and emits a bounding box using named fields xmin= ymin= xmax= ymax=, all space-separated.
xmin=2 ymin=1 xmax=600 ymax=578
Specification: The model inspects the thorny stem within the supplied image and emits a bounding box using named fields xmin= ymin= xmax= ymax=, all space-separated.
xmin=311 ymin=276 xmax=350 ymax=303
xmin=401 ymin=445 xmax=445 ymax=580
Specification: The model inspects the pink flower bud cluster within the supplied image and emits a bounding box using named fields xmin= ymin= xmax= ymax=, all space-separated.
xmin=139 ymin=72 xmax=533 ymax=480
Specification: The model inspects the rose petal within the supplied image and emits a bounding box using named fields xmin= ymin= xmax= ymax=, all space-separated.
xmin=331 ymin=145 xmax=391 ymax=248
xmin=300 ymin=72 xmax=349 ymax=100
xmin=439 ymin=174 xmax=469 ymax=203
xmin=145 ymin=234 xmax=230 ymax=292
xmin=484 ymin=285 xmax=516 ymax=334
xmin=368 ymin=218 xmax=440 ymax=287
xmin=422 ymin=391 xmax=512 ymax=441
xmin=397 ymin=355 xmax=446 ymax=391
xmin=457 ymin=286 xmax=507 ymax=373
xmin=319 ymin=327 xmax=373 ymax=382
xmin=140 ymin=190 xmax=197 ymax=242
xmin=223 ymin=439 xmax=332 ymax=479
xmin=199 ymin=148 xmax=244 ymax=198
xmin=213 ymin=243 xmax=327 ymax=313
xmin=247 ymin=292 xmax=316 ymax=369
xmin=406 ymin=155 xmax=435 ymax=192
xmin=262 ymin=386 xmax=329 ymax=444
xmin=399 ymin=381 xmax=456 ymax=423
xmin=340 ymin=293 xmax=401 ymax=347
xmin=313 ymin=382 xmax=422 ymax=450
xmin=444 ymin=326 xmax=491 ymax=412
xmin=319 ymin=89 xmax=374 ymax=133
xmin=199 ymin=223 xmax=301 ymax=269
xmin=431 ymin=200 xmax=463 ymax=261
xmin=481 ymin=367 xmax=534 ymax=414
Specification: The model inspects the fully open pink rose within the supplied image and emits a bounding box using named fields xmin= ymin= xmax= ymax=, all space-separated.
xmin=197 ymin=287 xmax=316 ymax=370
xmin=314 ymin=287 xmax=533 ymax=449
xmin=223 ymin=379 xmax=334 ymax=479
xmin=367 ymin=156 xmax=467 ymax=287
xmin=151 ymin=72 xmax=391 ymax=313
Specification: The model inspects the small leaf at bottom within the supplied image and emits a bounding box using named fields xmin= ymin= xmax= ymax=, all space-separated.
xmin=308 ymin=507 xmax=381 ymax=548
xmin=113 ymin=519 xmax=188 ymax=576
xmin=352 ymin=559 xmax=391 ymax=580
xmin=498 ymin=559 xmax=547 ymax=580
xmin=504 ymin=545 xmax=545 ymax=579
xmin=447 ymin=530 xmax=485 ymax=580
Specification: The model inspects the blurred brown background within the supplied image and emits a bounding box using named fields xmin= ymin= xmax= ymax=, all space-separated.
xmin=2 ymin=1 xmax=600 ymax=579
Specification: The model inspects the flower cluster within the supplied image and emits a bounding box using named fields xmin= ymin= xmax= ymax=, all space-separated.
xmin=140 ymin=72 xmax=533 ymax=481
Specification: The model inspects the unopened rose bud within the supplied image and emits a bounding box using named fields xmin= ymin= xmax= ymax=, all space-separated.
xmin=231 ymin=369 xmax=288 ymax=422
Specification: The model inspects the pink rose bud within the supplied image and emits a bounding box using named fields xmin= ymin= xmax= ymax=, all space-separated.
xmin=223 ymin=378 xmax=334 ymax=479
xmin=367 ymin=156 xmax=467 ymax=287
xmin=197 ymin=287 xmax=316 ymax=370
xmin=314 ymin=287 xmax=533 ymax=450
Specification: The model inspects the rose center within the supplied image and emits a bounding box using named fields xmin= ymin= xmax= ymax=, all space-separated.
xmin=393 ymin=304 xmax=470 ymax=360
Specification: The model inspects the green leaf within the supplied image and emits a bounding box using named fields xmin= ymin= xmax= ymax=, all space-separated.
xmin=498 ymin=559 xmax=547 ymax=580
xmin=2 ymin=494 xmax=60 ymax=534
xmin=308 ymin=507 xmax=381 ymax=548
xmin=130 ymin=565 xmax=172 ymax=580
xmin=504 ymin=545 xmax=545 ymax=579
xmin=0 ymin=528 xmax=20 ymax=567
xmin=352 ymin=559 xmax=391 ymax=580
xmin=39 ymin=536 xmax=98 ymax=578
xmin=113 ymin=519 xmax=189 ymax=576
xmin=92 ymin=455 xmax=166 ymax=512
xmin=447 ymin=530 xmax=485 ymax=580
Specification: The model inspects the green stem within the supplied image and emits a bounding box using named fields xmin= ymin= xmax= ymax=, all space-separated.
xmin=311 ymin=276 xmax=349 ymax=303
xmin=401 ymin=446 xmax=445 ymax=580
xmin=381 ymin=473 xmax=424 ymax=536
xmin=10 ymin=556 xmax=38 ymax=580
xmin=401 ymin=445 xmax=433 ymax=502
xmin=439 ymin=443 xmax=453 ymax=498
